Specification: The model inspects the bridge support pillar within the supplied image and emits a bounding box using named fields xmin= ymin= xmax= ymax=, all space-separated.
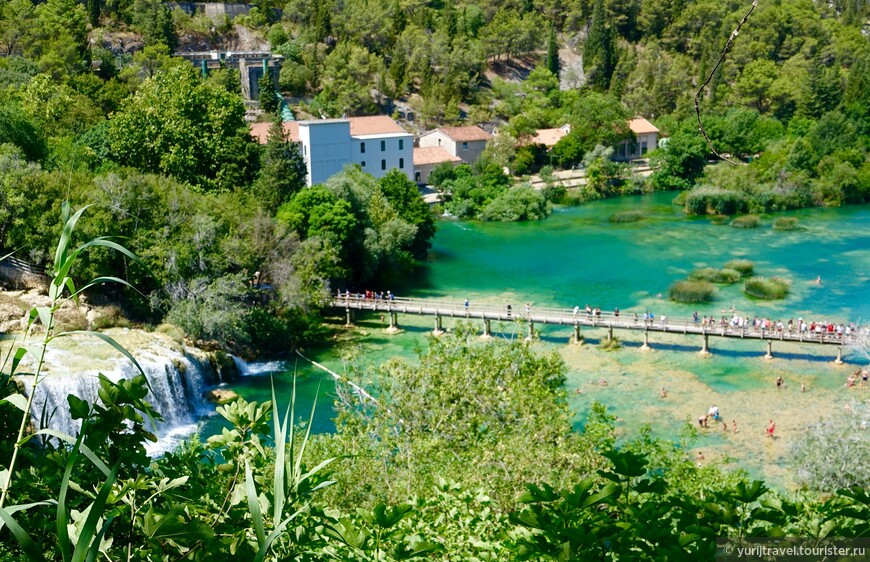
xmin=640 ymin=329 xmax=651 ymax=351
xmin=481 ymin=318 xmax=492 ymax=339
xmin=345 ymin=307 xmax=353 ymax=327
xmin=386 ymin=311 xmax=400 ymax=334
xmin=573 ymin=324 xmax=583 ymax=344
xmin=834 ymin=346 xmax=844 ymax=365
xmin=607 ymin=327 xmax=614 ymax=341
xmin=433 ymin=315 xmax=444 ymax=336
xmin=699 ymin=333 xmax=711 ymax=356
xmin=525 ymin=321 xmax=534 ymax=342
xmin=764 ymin=340 xmax=773 ymax=360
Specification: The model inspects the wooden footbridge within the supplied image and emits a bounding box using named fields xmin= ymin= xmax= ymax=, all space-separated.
xmin=332 ymin=295 xmax=861 ymax=363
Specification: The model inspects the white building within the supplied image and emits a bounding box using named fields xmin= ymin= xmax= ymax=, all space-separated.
xmin=614 ymin=117 xmax=659 ymax=161
xmin=250 ymin=115 xmax=413 ymax=186
xmin=417 ymin=126 xmax=491 ymax=164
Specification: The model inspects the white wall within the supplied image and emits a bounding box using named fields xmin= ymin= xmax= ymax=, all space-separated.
xmin=351 ymin=134 xmax=414 ymax=181
xmin=418 ymin=132 xmax=458 ymax=157
xmin=299 ymin=121 xmax=352 ymax=186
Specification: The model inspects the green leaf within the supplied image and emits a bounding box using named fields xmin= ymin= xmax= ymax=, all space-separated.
xmin=143 ymin=504 xmax=214 ymax=541
xmin=53 ymin=204 xmax=91 ymax=276
xmin=245 ymin=461 xmax=266 ymax=547
xmin=71 ymin=464 xmax=119 ymax=562
xmin=1 ymin=393 xmax=28 ymax=413
xmin=0 ymin=506 xmax=47 ymax=561
xmin=68 ymin=395 xmax=90 ymax=420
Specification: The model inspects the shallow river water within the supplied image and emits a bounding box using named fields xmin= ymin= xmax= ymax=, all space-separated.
xmin=221 ymin=193 xmax=870 ymax=487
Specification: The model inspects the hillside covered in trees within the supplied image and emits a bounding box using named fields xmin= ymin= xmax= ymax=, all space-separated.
xmin=0 ymin=0 xmax=869 ymax=342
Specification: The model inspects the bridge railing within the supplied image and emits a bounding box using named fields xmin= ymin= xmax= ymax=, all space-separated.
xmin=331 ymin=295 xmax=861 ymax=345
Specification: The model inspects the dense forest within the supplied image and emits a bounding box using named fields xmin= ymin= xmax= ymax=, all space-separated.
xmin=1 ymin=0 xmax=870 ymax=558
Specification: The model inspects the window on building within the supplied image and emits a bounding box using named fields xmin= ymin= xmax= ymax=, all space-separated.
xmin=361 ymin=161 xmax=366 ymax=168
xmin=641 ymin=141 xmax=648 ymax=154
xmin=399 ymin=158 xmax=404 ymax=169
xmin=360 ymin=142 xmax=365 ymax=154
xmin=303 ymin=145 xmax=307 ymax=156
xmin=462 ymin=142 xmax=468 ymax=150
xmin=380 ymin=140 xmax=386 ymax=151
xmin=415 ymin=171 xmax=421 ymax=182
xmin=399 ymin=139 xmax=404 ymax=150
xmin=381 ymin=159 xmax=386 ymax=170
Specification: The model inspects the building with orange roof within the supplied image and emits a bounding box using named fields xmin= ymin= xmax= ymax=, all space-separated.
xmin=249 ymin=116 xmax=413 ymax=186
xmin=412 ymin=146 xmax=462 ymax=184
xmin=417 ymin=125 xmax=491 ymax=164
xmin=614 ymin=117 xmax=659 ymax=161
xmin=529 ymin=124 xmax=571 ymax=147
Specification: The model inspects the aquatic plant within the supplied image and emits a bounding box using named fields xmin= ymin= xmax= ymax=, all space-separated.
xmin=723 ymin=259 xmax=754 ymax=277
xmin=608 ymin=210 xmax=644 ymax=223
xmin=743 ymin=277 xmax=790 ymax=300
xmin=669 ymin=280 xmax=716 ymax=303
xmin=730 ymin=215 xmax=760 ymax=228
xmin=772 ymin=217 xmax=798 ymax=230
xmin=685 ymin=187 xmax=749 ymax=215
xmin=689 ymin=267 xmax=741 ymax=284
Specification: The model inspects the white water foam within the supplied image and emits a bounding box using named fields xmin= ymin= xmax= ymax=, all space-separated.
xmin=16 ymin=331 xmax=217 ymax=456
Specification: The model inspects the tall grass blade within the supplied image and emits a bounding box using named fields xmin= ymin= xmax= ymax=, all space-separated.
xmin=54 ymin=204 xmax=91 ymax=275
xmin=294 ymin=377 xmax=323 ymax=485
xmin=245 ymin=461 xmax=266 ymax=547
xmin=0 ymin=506 xmax=46 ymax=561
xmin=84 ymin=515 xmax=115 ymax=562
xmin=271 ymin=377 xmax=291 ymax=523
xmin=70 ymin=464 xmax=119 ymax=562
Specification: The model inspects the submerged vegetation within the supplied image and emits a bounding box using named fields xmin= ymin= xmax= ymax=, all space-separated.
xmin=744 ymin=277 xmax=791 ymax=300
xmin=730 ymin=215 xmax=761 ymax=228
xmin=669 ymin=279 xmax=716 ymax=303
xmin=689 ymin=267 xmax=742 ymax=284
xmin=723 ymin=259 xmax=755 ymax=277
xmin=773 ymin=217 xmax=799 ymax=230
xmin=608 ymin=210 xmax=645 ymax=223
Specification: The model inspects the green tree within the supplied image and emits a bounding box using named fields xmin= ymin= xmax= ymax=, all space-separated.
xmin=131 ymin=0 xmax=176 ymax=49
xmin=546 ymin=25 xmax=561 ymax=78
xmin=649 ymin=130 xmax=708 ymax=190
xmin=583 ymin=0 xmax=617 ymax=91
xmin=252 ymin=120 xmax=307 ymax=209
xmin=108 ymin=63 xmax=256 ymax=191
xmin=377 ymin=169 xmax=435 ymax=260
xmin=258 ymin=70 xmax=279 ymax=113
xmin=29 ymin=0 xmax=88 ymax=78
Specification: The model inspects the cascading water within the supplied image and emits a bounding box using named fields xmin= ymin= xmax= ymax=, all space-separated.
xmin=14 ymin=329 xmax=221 ymax=456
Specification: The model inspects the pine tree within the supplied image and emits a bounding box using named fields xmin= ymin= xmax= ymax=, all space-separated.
xmin=259 ymin=71 xmax=279 ymax=114
xmin=546 ymin=25 xmax=561 ymax=78
xmin=253 ymin=119 xmax=307 ymax=208
xmin=87 ymin=0 xmax=100 ymax=27
xmin=583 ymin=0 xmax=617 ymax=91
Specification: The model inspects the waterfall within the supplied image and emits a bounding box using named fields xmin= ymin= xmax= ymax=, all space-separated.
xmin=14 ymin=329 xmax=220 ymax=456
xmin=232 ymin=357 xmax=288 ymax=377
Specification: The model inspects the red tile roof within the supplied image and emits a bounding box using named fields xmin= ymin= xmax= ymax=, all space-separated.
xmin=250 ymin=121 xmax=300 ymax=144
xmin=437 ymin=125 xmax=491 ymax=142
xmin=348 ymin=115 xmax=406 ymax=136
xmin=414 ymin=146 xmax=462 ymax=166
xmin=530 ymin=128 xmax=568 ymax=147
xmin=628 ymin=117 xmax=659 ymax=135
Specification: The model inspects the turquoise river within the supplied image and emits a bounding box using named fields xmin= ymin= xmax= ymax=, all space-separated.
xmin=212 ymin=192 xmax=870 ymax=488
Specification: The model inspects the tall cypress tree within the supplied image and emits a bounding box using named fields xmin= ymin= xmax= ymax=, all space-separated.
xmin=546 ymin=25 xmax=561 ymax=78
xmin=583 ymin=0 xmax=617 ymax=91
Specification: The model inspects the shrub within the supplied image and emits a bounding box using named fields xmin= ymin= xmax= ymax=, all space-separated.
xmin=689 ymin=268 xmax=741 ymax=284
xmin=730 ymin=215 xmax=760 ymax=228
xmin=90 ymin=305 xmax=132 ymax=330
xmin=669 ymin=280 xmax=716 ymax=303
xmin=685 ymin=187 xmax=749 ymax=215
xmin=744 ymin=277 xmax=790 ymax=300
xmin=608 ymin=210 xmax=644 ymax=223
xmin=723 ymin=259 xmax=754 ymax=277
xmin=772 ymin=217 xmax=798 ymax=230
xmin=790 ymin=402 xmax=870 ymax=492
xmin=480 ymin=185 xmax=550 ymax=222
